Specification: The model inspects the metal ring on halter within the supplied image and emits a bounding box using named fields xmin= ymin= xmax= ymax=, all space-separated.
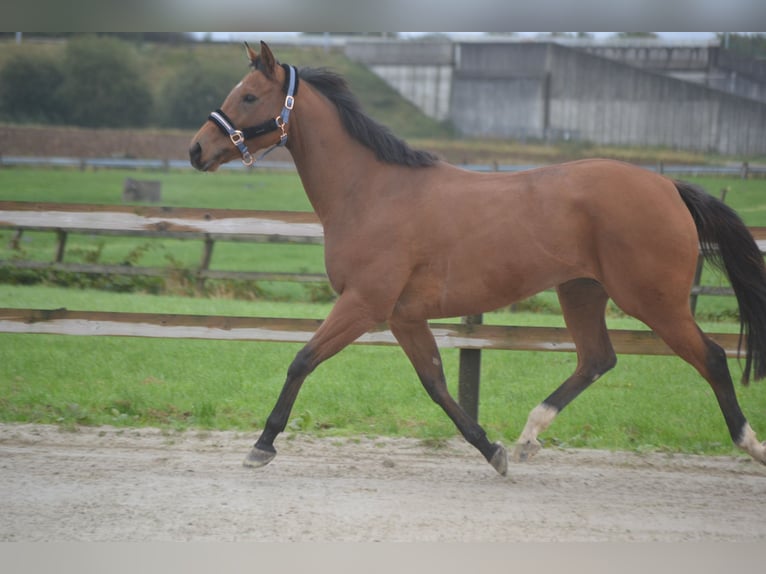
xmin=276 ymin=116 xmax=288 ymax=141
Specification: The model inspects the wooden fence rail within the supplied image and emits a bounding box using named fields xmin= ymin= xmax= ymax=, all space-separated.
xmin=0 ymin=201 xmax=326 ymax=285
xmin=1 ymin=200 xmax=761 ymax=420
xmin=0 ymin=307 xmax=744 ymax=357
xmin=4 ymin=200 xmax=766 ymax=296
xmin=0 ymin=307 xmax=745 ymax=423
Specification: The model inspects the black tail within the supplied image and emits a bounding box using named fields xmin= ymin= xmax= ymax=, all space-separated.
xmin=676 ymin=180 xmax=766 ymax=384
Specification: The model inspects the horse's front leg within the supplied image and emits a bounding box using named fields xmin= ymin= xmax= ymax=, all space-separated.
xmin=389 ymin=317 xmax=508 ymax=476
xmin=244 ymin=291 xmax=378 ymax=468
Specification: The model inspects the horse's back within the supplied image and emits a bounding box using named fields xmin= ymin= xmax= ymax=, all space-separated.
xmin=436 ymin=158 xmax=697 ymax=271
xmin=396 ymin=159 xmax=700 ymax=318
xmin=512 ymin=159 xmax=701 ymax=315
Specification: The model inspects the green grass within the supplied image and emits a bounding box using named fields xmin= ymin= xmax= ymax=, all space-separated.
xmin=0 ymin=167 xmax=311 ymax=209
xmin=1 ymin=168 xmax=766 ymax=457
xmin=0 ymin=284 xmax=762 ymax=457
xmin=4 ymin=328 xmax=756 ymax=456
xmin=0 ymin=167 xmax=327 ymax=300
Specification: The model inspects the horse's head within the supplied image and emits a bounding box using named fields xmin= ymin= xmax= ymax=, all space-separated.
xmin=189 ymin=41 xmax=297 ymax=172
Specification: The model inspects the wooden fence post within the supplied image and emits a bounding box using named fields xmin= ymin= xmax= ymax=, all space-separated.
xmin=690 ymin=188 xmax=729 ymax=316
xmin=460 ymin=153 xmax=490 ymax=405
xmin=689 ymin=256 xmax=705 ymax=316
xmin=122 ymin=178 xmax=162 ymax=203
xmin=9 ymin=229 xmax=23 ymax=250
xmin=458 ymin=313 xmax=483 ymax=421
xmin=197 ymin=236 xmax=215 ymax=290
xmin=54 ymin=230 xmax=68 ymax=263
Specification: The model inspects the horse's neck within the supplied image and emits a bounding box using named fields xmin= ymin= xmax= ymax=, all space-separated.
xmin=286 ymin=88 xmax=383 ymax=223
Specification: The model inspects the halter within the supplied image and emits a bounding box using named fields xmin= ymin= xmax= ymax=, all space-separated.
xmin=208 ymin=63 xmax=298 ymax=167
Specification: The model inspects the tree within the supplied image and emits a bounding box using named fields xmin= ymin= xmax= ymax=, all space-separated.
xmin=0 ymin=52 xmax=64 ymax=123
xmin=159 ymin=59 xmax=242 ymax=129
xmin=719 ymin=33 xmax=766 ymax=57
xmin=612 ymin=32 xmax=659 ymax=39
xmin=57 ymin=35 xmax=153 ymax=128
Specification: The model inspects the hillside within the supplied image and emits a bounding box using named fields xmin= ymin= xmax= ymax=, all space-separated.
xmin=0 ymin=38 xmax=742 ymax=165
xmin=0 ymin=38 xmax=451 ymax=140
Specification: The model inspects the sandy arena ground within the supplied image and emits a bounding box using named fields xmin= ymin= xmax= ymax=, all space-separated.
xmin=1 ymin=423 xmax=765 ymax=542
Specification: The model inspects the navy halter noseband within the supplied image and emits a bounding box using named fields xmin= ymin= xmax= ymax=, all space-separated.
xmin=208 ymin=63 xmax=298 ymax=166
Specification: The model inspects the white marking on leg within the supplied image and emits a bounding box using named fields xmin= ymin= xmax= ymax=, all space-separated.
xmin=512 ymin=403 xmax=558 ymax=462
xmin=518 ymin=403 xmax=558 ymax=445
xmin=737 ymin=423 xmax=766 ymax=464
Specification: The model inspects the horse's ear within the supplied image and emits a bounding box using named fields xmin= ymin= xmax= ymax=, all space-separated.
xmin=258 ymin=41 xmax=277 ymax=78
xmin=244 ymin=41 xmax=276 ymax=79
xmin=244 ymin=41 xmax=258 ymax=66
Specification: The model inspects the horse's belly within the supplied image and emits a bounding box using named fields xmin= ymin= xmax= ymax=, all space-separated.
xmin=394 ymin=253 xmax=585 ymax=320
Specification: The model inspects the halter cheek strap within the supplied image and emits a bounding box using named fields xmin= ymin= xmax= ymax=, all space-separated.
xmin=208 ymin=64 xmax=298 ymax=167
xmin=208 ymin=109 xmax=256 ymax=165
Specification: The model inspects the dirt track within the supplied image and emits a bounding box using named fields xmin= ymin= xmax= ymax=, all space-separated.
xmin=2 ymin=423 xmax=765 ymax=542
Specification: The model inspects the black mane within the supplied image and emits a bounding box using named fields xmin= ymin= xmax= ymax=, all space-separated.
xmin=298 ymin=67 xmax=438 ymax=168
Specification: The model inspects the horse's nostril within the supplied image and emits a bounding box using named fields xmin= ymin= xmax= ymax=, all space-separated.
xmin=189 ymin=142 xmax=202 ymax=166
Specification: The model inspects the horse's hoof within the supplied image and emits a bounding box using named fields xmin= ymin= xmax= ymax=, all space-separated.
xmin=489 ymin=442 xmax=508 ymax=476
xmin=243 ymin=445 xmax=276 ymax=468
xmin=512 ymin=440 xmax=541 ymax=463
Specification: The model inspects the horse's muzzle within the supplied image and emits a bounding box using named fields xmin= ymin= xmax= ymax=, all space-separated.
xmin=189 ymin=141 xmax=204 ymax=170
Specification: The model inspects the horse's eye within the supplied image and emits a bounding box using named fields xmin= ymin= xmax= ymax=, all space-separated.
xmin=243 ymin=93 xmax=257 ymax=103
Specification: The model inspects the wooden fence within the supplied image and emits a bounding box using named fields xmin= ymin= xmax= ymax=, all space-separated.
xmin=0 ymin=201 xmax=327 ymax=285
xmin=1 ymin=200 xmax=762 ymax=419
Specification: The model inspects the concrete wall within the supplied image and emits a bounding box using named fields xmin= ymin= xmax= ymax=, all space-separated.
xmin=345 ymin=40 xmax=454 ymax=66
xmin=705 ymin=72 xmax=766 ymax=104
xmin=714 ymin=51 xmax=766 ymax=103
xmin=581 ymin=44 xmax=717 ymax=72
xmin=369 ymin=64 xmax=453 ymax=121
xmin=545 ymin=43 xmax=766 ymax=154
xmin=346 ymin=40 xmax=455 ymax=121
xmin=450 ymin=43 xmax=549 ymax=138
xmin=584 ymin=44 xmax=766 ymax=104
xmin=451 ymin=74 xmax=546 ymax=138
xmin=346 ymin=40 xmax=766 ymax=156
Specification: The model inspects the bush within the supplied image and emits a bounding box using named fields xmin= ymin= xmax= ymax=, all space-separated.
xmin=0 ymin=52 xmax=65 ymax=123
xmin=159 ymin=58 xmax=241 ymax=129
xmin=56 ymin=36 xmax=154 ymax=128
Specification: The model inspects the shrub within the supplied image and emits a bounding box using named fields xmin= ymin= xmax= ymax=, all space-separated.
xmin=0 ymin=52 xmax=65 ymax=123
xmin=159 ymin=58 xmax=240 ymax=129
xmin=56 ymin=35 xmax=154 ymax=128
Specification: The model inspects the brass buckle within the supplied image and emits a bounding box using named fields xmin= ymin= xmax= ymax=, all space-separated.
xmin=276 ymin=116 xmax=288 ymax=140
xmin=230 ymin=130 xmax=245 ymax=146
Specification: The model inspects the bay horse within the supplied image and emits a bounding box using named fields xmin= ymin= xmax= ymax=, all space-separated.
xmin=190 ymin=41 xmax=766 ymax=476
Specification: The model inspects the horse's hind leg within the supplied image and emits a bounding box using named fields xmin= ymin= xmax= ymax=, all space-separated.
xmin=389 ymin=317 xmax=508 ymax=475
xmin=644 ymin=312 xmax=766 ymax=464
xmin=514 ymin=278 xmax=617 ymax=462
